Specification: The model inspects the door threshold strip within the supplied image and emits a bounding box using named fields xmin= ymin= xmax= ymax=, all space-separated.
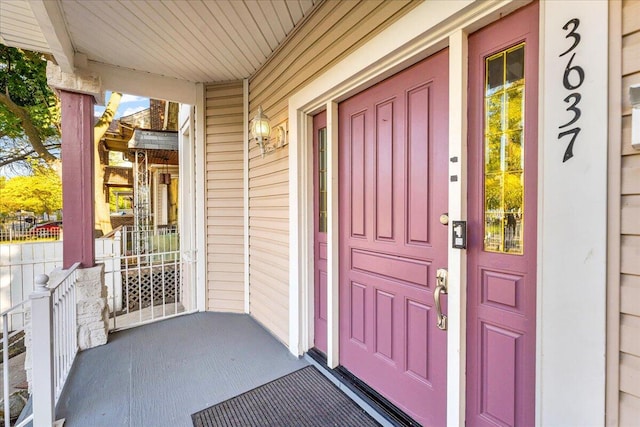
xmin=305 ymin=348 xmax=421 ymax=427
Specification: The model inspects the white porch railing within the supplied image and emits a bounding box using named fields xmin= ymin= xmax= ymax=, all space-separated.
xmin=2 ymin=300 xmax=30 ymax=427
xmin=30 ymin=263 xmax=80 ymax=427
xmin=0 ymin=228 xmax=191 ymax=424
xmin=49 ymin=266 xmax=79 ymax=401
xmin=0 ymin=238 xmax=120 ymax=330
xmin=0 ymin=264 xmax=79 ymax=427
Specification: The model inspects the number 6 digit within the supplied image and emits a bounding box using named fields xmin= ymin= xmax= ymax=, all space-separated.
xmin=563 ymin=53 xmax=585 ymax=90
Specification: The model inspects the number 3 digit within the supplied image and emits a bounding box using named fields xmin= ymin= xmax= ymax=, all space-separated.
xmin=560 ymin=18 xmax=581 ymax=57
xmin=559 ymin=93 xmax=582 ymax=129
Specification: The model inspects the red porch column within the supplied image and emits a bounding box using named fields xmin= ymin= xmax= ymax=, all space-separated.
xmin=60 ymin=90 xmax=95 ymax=268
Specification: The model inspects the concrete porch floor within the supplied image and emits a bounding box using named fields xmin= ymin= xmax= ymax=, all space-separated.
xmin=56 ymin=312 xmax=308 ymax=427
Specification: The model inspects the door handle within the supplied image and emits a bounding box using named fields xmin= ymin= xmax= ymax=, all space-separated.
xmin=434 ymin=268 xmax=448 ymax=331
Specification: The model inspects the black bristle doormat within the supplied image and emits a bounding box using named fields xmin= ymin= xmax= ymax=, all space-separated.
xmin=192 ymin=366 xmax=380 ymax=427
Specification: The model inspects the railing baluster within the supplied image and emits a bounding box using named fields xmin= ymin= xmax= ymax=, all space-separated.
xmin=30 ymin=274 xmax=54 ymax=426
xmin=0 ymin=301 xmax=30 ymax=427
xmin=28 ymin=263 xmax=80 ymax=426
xmin=161 ymin=252 xmax=166 ymax=318
xmin=137 ymin=256 xmax=143 ymax=324
xmin=4 ymin=313 xmax=10 ymax=427
xmin=174 ymin=254 xmax=179 ymax=315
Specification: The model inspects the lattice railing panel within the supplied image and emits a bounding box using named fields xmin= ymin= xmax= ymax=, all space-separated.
xmin=122 ymin=266 xmax=181 ymax=311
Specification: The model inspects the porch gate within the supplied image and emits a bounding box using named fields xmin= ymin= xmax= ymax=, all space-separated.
xmin=0 ymin=227 xmax=191 ymax=332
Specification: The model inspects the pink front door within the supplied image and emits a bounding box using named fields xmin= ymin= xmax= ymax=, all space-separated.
xmin=313 ymin=111 xmax=328 ymax=354
xmin=467 ymin=3 xmax=539 ymax=426
xmin=339 ymin=49 xmax=449 ymax=426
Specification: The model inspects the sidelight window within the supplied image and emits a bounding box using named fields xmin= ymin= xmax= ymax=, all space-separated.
xmin=318 ymin=128 xmax=327 ymax=233
xmin=483 ymin=44 xmax=525 ymax=254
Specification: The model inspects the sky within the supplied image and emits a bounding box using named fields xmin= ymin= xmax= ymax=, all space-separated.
xmin=94 ymin=91 xmax=150 ymax=119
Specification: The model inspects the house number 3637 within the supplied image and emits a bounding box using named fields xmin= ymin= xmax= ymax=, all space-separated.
xmin=558 ymin=18 xmax=584 ymax=162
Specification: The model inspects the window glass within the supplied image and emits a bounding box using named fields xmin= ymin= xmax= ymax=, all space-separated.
xmin=483 ymin=44 xmax=525 ymax=254
xmin=318 ymin=128 xmax=327 ymax=233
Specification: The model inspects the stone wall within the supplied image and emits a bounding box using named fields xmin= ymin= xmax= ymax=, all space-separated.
xmin=76 ymin=264 xmax=108 ymax=350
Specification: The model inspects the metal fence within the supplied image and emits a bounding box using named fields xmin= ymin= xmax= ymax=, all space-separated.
xmin=107 ymin=225 xmax=187 ymax=330
xmin=484 ymin=210 xmax=523 ymax=253
xmin=1 ymin=226 xmax=189 ymax=332
xmin=0 ymin=228 xmax=62 ymax=243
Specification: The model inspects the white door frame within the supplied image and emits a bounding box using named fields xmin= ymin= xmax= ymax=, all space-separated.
xmin=286 ymin=0 xmax=608 ymax=426
xmin=178 ymin=105 xmax=197 ymax=311
xmin=287 ymin=2 xmax=525 ymax=426
xmin=178 ymin=86 xmax=207 ymax=313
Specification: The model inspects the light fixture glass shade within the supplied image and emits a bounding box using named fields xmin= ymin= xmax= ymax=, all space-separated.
xmin=251 ymin=106 xmax=271 ymax=140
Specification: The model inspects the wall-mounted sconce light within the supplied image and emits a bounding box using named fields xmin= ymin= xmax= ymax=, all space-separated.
xmin=631 ymin=84 xmax=640 ymax=150
xmin=250 ymin=106 xmax=288 ymax=158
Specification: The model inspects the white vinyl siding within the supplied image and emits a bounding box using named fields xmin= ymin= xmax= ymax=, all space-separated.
xmin=619 ymin=1 xmax=640 ymax=424
xmin=205 ymin=82 xmax=245 ymax=312
xmin=247 ymin=0 xmax=418 ymax=345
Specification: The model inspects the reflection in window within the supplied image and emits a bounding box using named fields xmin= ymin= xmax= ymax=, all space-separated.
xmin=484 ymin=44 xmax=525 ymax=254
xmin=318 ymin=128 xmax=327 ymax=233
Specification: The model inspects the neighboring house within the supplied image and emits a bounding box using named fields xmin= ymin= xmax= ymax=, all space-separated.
xmin=99 ymin=100 xmax=180 ymax=231
xmin=0 ymin=1 xmax=637 ymax=426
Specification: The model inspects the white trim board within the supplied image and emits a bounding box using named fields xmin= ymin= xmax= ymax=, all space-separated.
xmin=447 ymin=29 xmax=469 ymax=427
xmin=178 ymin=105 xmax=196 ymax=310
xmin=83 ymin=60 xmax=197 ymax=105
xmin=30 ymin=0 xmax=75 ymax=73
xmin=537 ymin=2 xmax=608 ymax=425
xmin=195 ymin=83 xmax=207 ymax=312
xmin=243 ymin=78 xmax=250 ymax=314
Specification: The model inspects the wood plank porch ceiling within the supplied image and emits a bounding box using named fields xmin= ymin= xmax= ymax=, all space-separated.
xmin=1 ymin=0 xmax=319 ymax=83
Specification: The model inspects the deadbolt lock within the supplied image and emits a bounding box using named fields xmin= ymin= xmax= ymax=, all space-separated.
xmin=439 ymin=213 xmax=449 ymax=225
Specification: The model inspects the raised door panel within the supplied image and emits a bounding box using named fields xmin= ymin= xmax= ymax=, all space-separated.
xmin=339 ymin=48 xmax=449 ymax=426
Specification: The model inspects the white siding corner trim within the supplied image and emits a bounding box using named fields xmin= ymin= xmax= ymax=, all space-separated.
xmin=243 ymin=78 xmax=250 ymax=314
xmin=538 ymin=2 xmax=608 ymax=425
xmin=196 ymin=83 xmax=207 ymax=312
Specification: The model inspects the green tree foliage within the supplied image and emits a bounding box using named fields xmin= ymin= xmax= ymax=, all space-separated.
xmin=0 ymin=44 xmax=61 ymax=170
xmin=484 ymin=86 xmax=524 ymax=214
xmin=0 ymin=176 xmax=6 ymax=214
xmin=0 ymin=165 xmax=62 ymax=216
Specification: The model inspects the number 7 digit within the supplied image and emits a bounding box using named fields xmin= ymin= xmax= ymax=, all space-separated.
xmin=558 ymin=127 xmax=581 ymax=162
